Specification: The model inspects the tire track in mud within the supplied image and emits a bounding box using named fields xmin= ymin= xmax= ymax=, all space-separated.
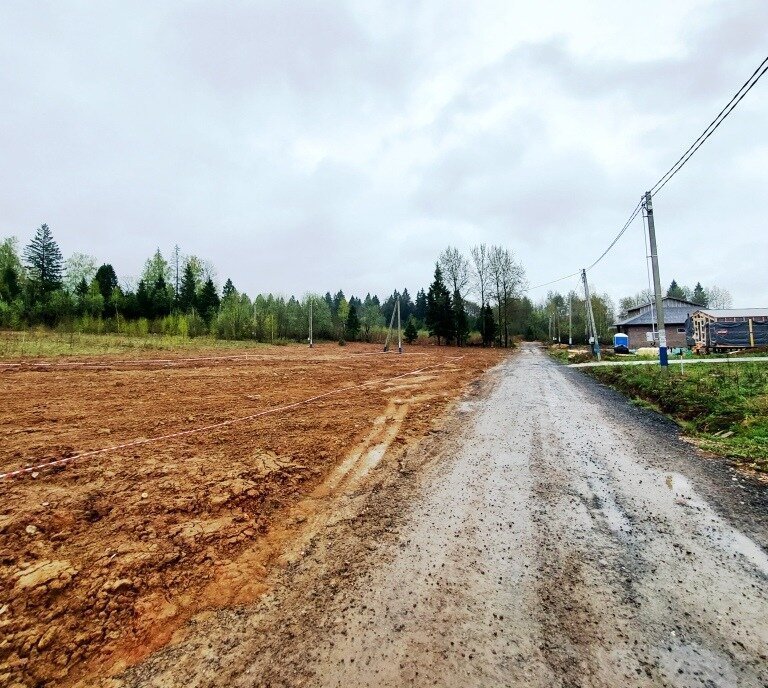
xmin=527 ymin=359 xmax=655 ymax=687
xmin=530 ymin=421 xmax=601 ymax=687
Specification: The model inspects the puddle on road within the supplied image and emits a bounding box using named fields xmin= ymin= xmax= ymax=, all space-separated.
xmin=662 ymin=473 xmax=768 ymax=575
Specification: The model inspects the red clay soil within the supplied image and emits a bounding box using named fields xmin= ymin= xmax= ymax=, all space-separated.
xmin=0 ymin=343 xmax=505 ymax=687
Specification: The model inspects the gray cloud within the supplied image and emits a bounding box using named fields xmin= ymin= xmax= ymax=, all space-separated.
xmin=1 ymin=0 xmax=766 ymax=307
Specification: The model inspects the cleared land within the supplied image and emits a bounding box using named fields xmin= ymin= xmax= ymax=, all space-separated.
xmin=0 ymin=342 xmax=505 ymax=687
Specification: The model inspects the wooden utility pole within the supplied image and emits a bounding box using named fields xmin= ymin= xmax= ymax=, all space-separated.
xmin=568 ymin=293 xmax=573 ymax=346
xmin=173 ymin=244 xmax=180 ymax=299
xmin=582 ymin=269 xmax=601 ymax=361
xmin=397 ymin=297 xmax=402 ymax=354
xmin=383 ymin=300 xmax=397 ymax=352
xmin=308 ymin=299 xmax=313 ymax=348
xmin=644 ymin=192 xmax=668 ymax=367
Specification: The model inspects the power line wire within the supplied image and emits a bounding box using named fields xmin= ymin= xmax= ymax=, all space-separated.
xmin=524 ymin=270 xmax=581 ymax=293
xmin=650 ymin=56 xmax=768 ymax=196
xmin=584 ymin=201 xmax=643 ymax=272
xmin=524 ymin=200 xmax=641 ymax=292
xmin=525 ymin=55 xmax=768 ymax=292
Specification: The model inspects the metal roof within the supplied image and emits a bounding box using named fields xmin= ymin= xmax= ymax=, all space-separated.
xmin=696 ymin=308 xmax=768 ymax=318
xmin=625 ymin=298 xmax=701 ymax=316
xmin=615 ymin=306 xmax=693 ymax=327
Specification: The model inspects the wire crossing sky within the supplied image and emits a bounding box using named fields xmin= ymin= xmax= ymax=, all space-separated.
xmin=1 ymin=1 xmax=767 ymax=306
xmin=526 ymin=52 xmax=768 ymax=293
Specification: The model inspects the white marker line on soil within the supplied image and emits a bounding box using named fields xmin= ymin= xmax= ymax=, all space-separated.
xmin=0 ymin=353 xmax=256 ymax=368
xmin=0 ymin=350 xmax=430 ymax=370
xmin=0 ymin=357 xmax=464 ymax=482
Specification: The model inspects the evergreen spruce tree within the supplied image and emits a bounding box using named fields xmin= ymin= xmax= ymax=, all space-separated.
xmin=401 ymin=288 xmax=414 ymax=321
xmin=692 ymin=282 xmax=708 ymax=306
xmin=404 ymin=315 xmax=418 ymax=344
xmin=426 ymin=264 xmax=452 ymax=345
xmin=222 ymin=278 xmax=236 ymax=301
xmin=198 ymin=278 xmax=220 ymax=322
xmin=136 ymin=280 xmax=151 ymax=318
xmin=332 ymin=290 xmax=346 ymax=328
xmin=345 ymin=303 xmax=360 ymax=340
xmin=666 ymin=280 xmax=686 ymax=299
xmin=179 ymin=262 xmax=198 ymax=312
xmin=94 ymin=264 xmax=118 ymax=304
xmin=414 ymin=288 xmax=427 ymax=322
xmin=452 ymin=289 xmax=469 ymax=346
xmin=151 ymin=275 xmax=172 ymax=317
xmin=23 ymin=224 xmax=63 ymax=295
xmin=482 ymin=304 xmax=495 ymax=347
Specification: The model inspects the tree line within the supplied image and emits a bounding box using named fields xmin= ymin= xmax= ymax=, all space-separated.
xmin=0 ymin=224 xmax=735 ymax=347
xmin=0 ymin=225 xmax=526 ymax=346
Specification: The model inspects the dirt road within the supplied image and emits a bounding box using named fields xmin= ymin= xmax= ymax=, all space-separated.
xmin=118 ymin=344 xmax=768 ymax=688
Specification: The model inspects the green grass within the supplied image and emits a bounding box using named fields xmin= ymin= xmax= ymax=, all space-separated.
xmin=585 ymin=362 xmax=768 ymax=473
xmin=0 ymin=329 xmax=273 ymax=359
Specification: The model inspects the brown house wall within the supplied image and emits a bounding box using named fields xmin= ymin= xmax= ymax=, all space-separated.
xmin=621 ymin=325 xmax=687 ymax=350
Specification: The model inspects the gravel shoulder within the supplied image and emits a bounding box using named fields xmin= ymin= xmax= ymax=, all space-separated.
xmin=113 ymin=343 xmax=768 ymax=688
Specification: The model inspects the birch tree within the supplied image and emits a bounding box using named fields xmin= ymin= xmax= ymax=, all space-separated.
xmin=470 ymin=243 xmax=490 ymax=344
xmin=439 ymin=246 xmax=469 ymax=297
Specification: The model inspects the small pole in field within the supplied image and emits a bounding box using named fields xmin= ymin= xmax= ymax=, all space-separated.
xmin=397 ymin=297 xmax=402 ymax=354
xmin=383 ymin=299 xmax=397 ymax=352
xmin=309 ymin=299 xmax=313 ymax=348
xmin=568 ymin=292 xmax=573 ymax=346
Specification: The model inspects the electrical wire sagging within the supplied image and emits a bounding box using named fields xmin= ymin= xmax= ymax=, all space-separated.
xmin=650 ymin=56 xmax=768 ymax=197
xmin=524 ymin=270 xmax=582 ymax=293
xmin=504 ymin=55 xmax=768 ymax=295
xmin=584 ymin=201 xmax=643 ymax=272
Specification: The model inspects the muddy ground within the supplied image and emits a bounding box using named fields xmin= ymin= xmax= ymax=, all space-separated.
xmin=113 ymin=343 xmax=767 ymax=688
xmin=0 ymin=343 xmax=505 ymax=687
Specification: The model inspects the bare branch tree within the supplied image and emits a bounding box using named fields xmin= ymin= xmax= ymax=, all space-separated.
xmin=470 ymin=244 xmax=490 ymax=306
xmin=704 ymin=285 xmax=733 ymax=309
xmin=439 ymin=246 xmax=469 ymax=297
xmin=489 ymin=245 xmax=525 ymax=347
xmin=470 ymin=243 xmax=490 ymax=344
xmin=488 ymin=246 xmax=505 ymax=346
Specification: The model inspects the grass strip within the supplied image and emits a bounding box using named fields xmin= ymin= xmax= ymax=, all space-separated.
xmin=583 ymin=361 xmax=768 ymax=474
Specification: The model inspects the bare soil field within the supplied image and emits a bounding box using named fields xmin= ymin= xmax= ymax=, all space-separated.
xmin=0 ymin=342 xmax=505 ymax=688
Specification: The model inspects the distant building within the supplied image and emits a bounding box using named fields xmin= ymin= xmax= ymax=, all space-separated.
xmin=688 ymin=308 xmax=768 ymax=352
xmin=614 ymin=297 xmax=699 ymax=350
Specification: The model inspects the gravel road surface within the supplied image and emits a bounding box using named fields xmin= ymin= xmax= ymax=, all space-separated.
xmin=118 ymin=343 xmax=768 ymax=688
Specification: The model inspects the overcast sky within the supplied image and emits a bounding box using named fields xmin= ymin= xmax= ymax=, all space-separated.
xmin=1 ymin=1 xmax=766 ymax=306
